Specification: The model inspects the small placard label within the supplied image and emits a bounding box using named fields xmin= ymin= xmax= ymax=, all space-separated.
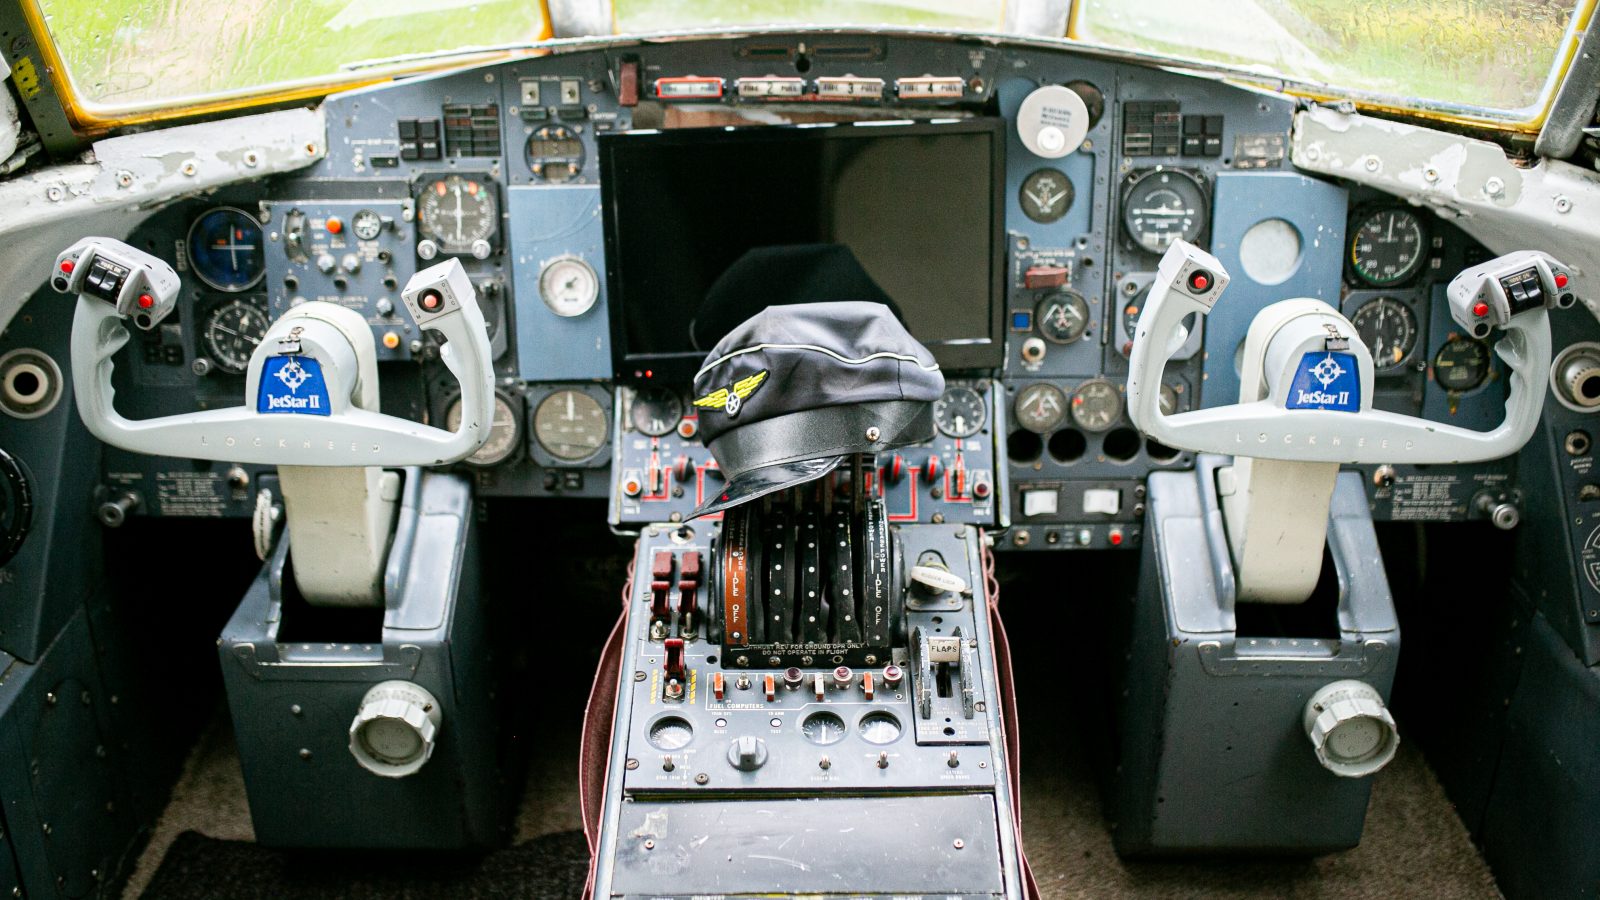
xmin=257 ymin=356 xmax=331 ymax=416
xmin=1286 ymin=351 xmax=1360 ymax=412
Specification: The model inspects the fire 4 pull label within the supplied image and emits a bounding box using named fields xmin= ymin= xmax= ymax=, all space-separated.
xmin=257 ymin=356 xmax=331 ymax=416
xmin=1286 ymin=351 xmax=1360 ymax=412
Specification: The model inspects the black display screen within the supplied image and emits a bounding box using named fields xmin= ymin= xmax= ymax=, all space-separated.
xmin=599 ymin=119 xmax=1005 ymax=382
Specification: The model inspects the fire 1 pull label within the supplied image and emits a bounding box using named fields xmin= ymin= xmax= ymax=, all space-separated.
xmin=257 ymin=356 xmax=331 ymax=416
xmin=1286 ymin=351 xmax=1360 ymax=412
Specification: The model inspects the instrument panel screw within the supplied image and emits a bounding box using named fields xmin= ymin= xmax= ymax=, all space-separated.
xmin=114 ymin=170 xmax=133 ymax=188
xmin=1555 ymin=195 xmax=1574 ymax=214
xmin=44 ymin=692 xmax=55 ymax=706
xmin=1363 ymin=156 xmax=1380 ymax=172
xmin=735 ymin=655 xmax=749 ymax=666
xmin=864 ymin=655 xmax=878 ymax=665
xmin=643 ymin=839 xmax=654 ymax=850
xmin=298 ymin=748 xmax=312 ymax=760
xmin=866 ymin=426 xmax=881 ymax=441
xmin=694 ymin=773 xmax=710 ymax=785
xmin=625 ymin=758 xmax=639 ymax=770
xmin=1484 ymin=176 xmax=1503 ymax=197
xmin=634 ymin=671 xmax=647 ymax=682
xmin=953 ymin=839 xmax=965 ymax=850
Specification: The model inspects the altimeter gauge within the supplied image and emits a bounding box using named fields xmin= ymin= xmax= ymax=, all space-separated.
xmin=201 ymin=299 xmax=269 ymax=375
xmin=1351 ymin=297 xmax=1419 ymax=372
xmin=934 ymin=386 xmax=987 ymax=438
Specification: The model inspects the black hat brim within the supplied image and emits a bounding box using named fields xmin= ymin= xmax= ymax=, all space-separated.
xmin=688 ymin=456 xmax=842 ymax=519
xmin=687 ymin=399 xmax=935 ymax=519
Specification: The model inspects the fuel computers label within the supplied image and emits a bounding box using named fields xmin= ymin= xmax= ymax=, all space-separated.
xmin=257 ymin=356 xmax=331 ymax=416
xmin=1287 ymin=352 xmax=1360 ymax=412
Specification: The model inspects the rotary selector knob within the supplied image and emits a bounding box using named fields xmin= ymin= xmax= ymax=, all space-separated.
xmin=417 ymin=239 xmax=440 ymax=261
xmin=727 ymin=735 xmax=768 ymax=772
xmin=1303 ymin=680 xmax=1398 ymax=778
xmin=349 ymin=680 xmax=443 ymax=778
xmin=470 ymin=239 xmax=493 ymax=260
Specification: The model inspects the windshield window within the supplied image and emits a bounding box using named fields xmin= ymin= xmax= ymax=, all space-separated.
xmin=613 ymin=0 xmax=1002 ymax=32
xmin=1073 ymin=0 xmax=1587 ymax=121
xmin=34 ymin=0 xmax=548 ymax=112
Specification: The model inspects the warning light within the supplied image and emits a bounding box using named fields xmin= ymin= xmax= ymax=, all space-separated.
xmin=1108 ymin=529 xmax=1124 ymax=546
xmin=1473 ymin=302 xmax=1489 ymax=317
xmin=382 ymin=332 xmax=401 ymax=349
xmin=419 ymin=290 xmax=443 ymax=312
xmin=326 ymin=217 xmax=343 ymax=235
xmin=137 ymin=294 xmax=154 ymax=309
xmin=1556 ymin=273 xmax=1569 ymax=289
xmin=59 ymin=259 xmax=75 ymax=274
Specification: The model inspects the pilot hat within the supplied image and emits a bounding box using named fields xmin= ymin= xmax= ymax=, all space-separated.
xmin=688 ymin=301 xmax=944 ymax=519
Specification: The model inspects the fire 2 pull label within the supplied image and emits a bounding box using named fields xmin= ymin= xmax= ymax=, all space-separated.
xmin=257 ymin=356 xmax=331 ymax=416
xmin=1286 ymin=351 xmax=1360 ymax=412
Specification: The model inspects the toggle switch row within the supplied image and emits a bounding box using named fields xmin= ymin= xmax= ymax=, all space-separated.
xmin=710 ymin=664 xmax=905 ymax=702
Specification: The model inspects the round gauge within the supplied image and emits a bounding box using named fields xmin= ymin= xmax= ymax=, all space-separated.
xmin=801 ymin=711 xmax=847 ymax=745
xmin=351 ymin=209 xmax=384 ymax=241
xmin=539 ymin=256 xmax=600 ymax=318
xmin=1019 ymin=168 xmax=1075 ymax=224
xmin=446 ymin=392 xmax=521 ymax=467
xmin=186 ymin=207 xmax=265 ymax=292
xmin=858 ymin=711 xmax=902 ymax=745
xmin=1122 ymin=169 xmax=1208 ymax=254
xmin=1350 ymin=207 xmax=1427 ymax=287
xmin=631 ymin=386 xmax=683 ymax=437
xmin=647 ymin=716 xmax=693 ymax=751
xmin=934 ymin=386 xmax=987 ymax=438
xmin=1433 ymin=337 xmax=1491 ymax=392
xmin=1036 ymin=291 xmax=1090 ymax=344
xmin=527 ymin=125 xmax=586 ymax=182
xmin=201 ymin=299 xmax=269 ymax=375
xmin=1159 ymin=383 xmax=1179 ymax=416
xmin=1070 ymin=379 xmax=1123 ymax=432
xmin=1351 ymin=297 xmax=1419 ymax=371
xmin=533 ymin=388 xmax=608 ymax=462
xmin=416 ymin=175 xmax=499 ymax=255
xmin=1014 ymin=383 xmax=1067 ymax=434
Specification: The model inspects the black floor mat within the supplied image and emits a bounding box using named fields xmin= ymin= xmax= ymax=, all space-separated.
xmin=139 ymin=830 xmax=590 ymax=900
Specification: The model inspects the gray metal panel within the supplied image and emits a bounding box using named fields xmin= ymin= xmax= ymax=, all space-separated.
xmin=510 ymin=185 xmax=612 ymax=381
xmin=219 ymin=471 xmax=508 ymax=849
xmin=1202 ymin=170 xmax=1347 ymax=407
xmin=609 ymin=795 xmax=1006 ymax=896
xmin=1480 ymin=612 xmax=1600 ymax=900
xmin=1115 ymin=462 xmax=1398 ymax=855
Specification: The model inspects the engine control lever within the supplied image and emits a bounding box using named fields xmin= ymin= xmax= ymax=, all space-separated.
xmin=1127 ymin=241 xmax=1565 ymax=466
xmin=56 ymin=238 xmax=494 ymax=468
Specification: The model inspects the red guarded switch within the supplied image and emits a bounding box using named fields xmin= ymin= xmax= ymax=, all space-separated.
xmin=712 ymin=671 xmax=725 ymax=701
xmin=678 ymin=551 xmax=701 ymax=585
xmin=924 ymin=455 xmax=942 ymax=484
xmin=1024 ymin=265 xmax=1069 ymax=290
xmin=652 ymin=551 xmax=674 ymax=582
xmin=664 ymin=638 xmax=686 ymax=679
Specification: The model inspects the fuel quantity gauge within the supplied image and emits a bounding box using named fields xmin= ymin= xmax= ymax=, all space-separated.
xmin=934 ymin=386 xmax=987 ymax=438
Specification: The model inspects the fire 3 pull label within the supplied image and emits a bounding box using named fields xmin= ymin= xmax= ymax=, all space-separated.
xmin=257 ymin=356 xmax=331 ymax=416
xmin=1286 ymin=351 xmax=1360 ymax=412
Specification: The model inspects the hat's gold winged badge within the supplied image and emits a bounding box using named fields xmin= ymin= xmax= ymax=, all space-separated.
xmin=693 ymin=370 xmax=767 ymax=418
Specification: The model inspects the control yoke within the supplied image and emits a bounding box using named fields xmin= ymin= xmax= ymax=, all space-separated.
xmin=55 ymin=237 xmax=494 ymax=468
xmin=1127 ymin=241 xmax=1565 ymax=466
xmin=1126 ymin=241 xmax=1567 ymax=604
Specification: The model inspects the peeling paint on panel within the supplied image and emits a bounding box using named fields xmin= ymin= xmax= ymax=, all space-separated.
xmin=1293 ymin=106 xmax=1600 ymax=321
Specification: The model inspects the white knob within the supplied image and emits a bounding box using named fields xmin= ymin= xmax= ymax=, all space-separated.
xmin=348 ymin=680 xmax=442 ymax=778
xmin=1303 ymin=680 xmax=1398 ymax=778
xmin=417 ymin=239 xmax=439 ymax=261
xmin=471 ymin=239 xmax=492 ymax=260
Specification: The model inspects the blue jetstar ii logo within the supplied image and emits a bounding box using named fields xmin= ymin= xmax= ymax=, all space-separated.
xmin=257 ymin=355 xmax=331 ymax=416
xmin=1286 ymin=351 xmax=1360 ymax=412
